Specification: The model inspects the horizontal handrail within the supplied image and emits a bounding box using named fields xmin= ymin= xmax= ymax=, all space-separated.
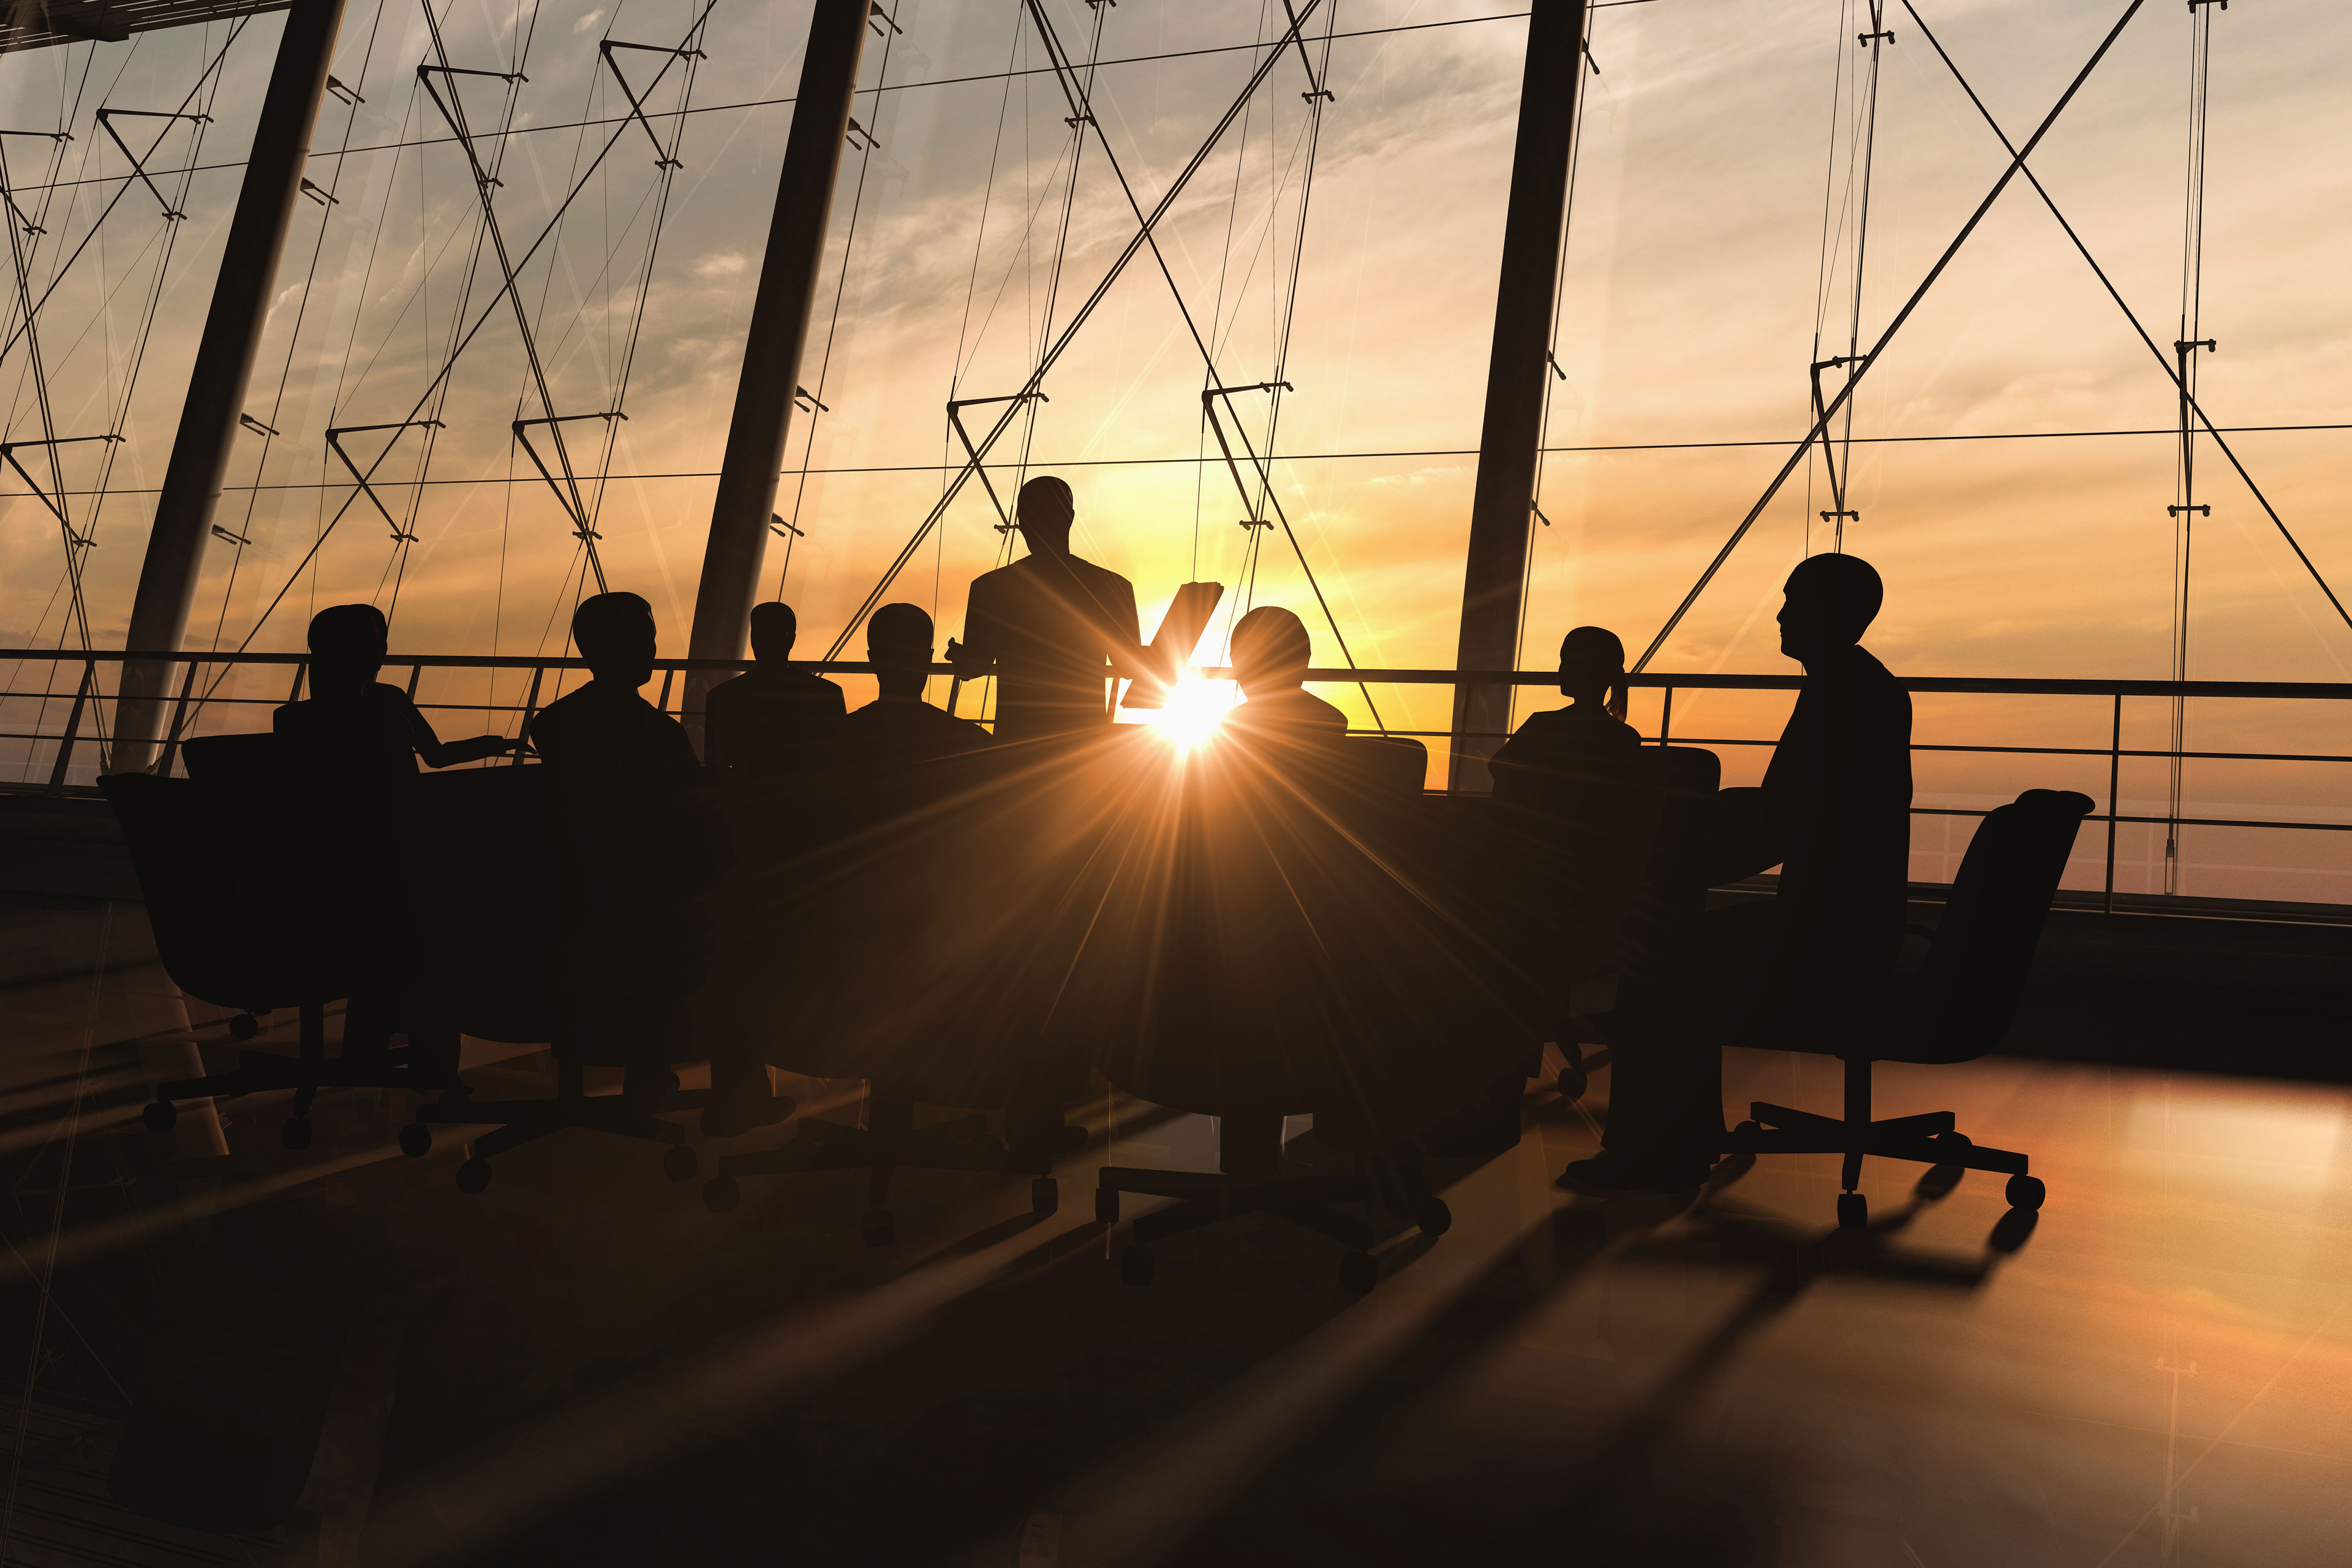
xmin=4 ymin=649 xmax=2350 ymax=702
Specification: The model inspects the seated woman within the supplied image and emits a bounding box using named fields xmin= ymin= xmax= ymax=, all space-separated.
xmin=1489 ymin=625 xmax=1640 ymax=808
xmin=1221 ymin=606 xmax=1346 ymax=742
xmin=276 ymin=603 xmax=525 ymax=775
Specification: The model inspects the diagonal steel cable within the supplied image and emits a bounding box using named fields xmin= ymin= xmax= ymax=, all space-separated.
xmin=1634 ymin=0 xmax=2150 ymax=673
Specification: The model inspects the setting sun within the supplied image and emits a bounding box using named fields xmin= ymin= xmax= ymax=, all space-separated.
xmin=1148 ymin=675 xmax=1235 ymax=748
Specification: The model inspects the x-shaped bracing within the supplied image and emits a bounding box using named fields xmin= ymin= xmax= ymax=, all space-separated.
xmin=327 ymin=420 xmax=446 ymax=542
xmin=94 ymin=108 xmax=211 ymax=221
xmin=1637 ymin=0 xmax=2346 ymax=671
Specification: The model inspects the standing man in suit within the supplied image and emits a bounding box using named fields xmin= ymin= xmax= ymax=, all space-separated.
xmin=1564 ymin=554 xmax=1912 ymax=1195
xmin=947 ymin=477 xmax=1146 ymax=741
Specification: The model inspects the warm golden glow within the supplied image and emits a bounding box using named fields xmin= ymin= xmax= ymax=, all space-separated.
xmin=1149 ymin=676 xmax=1234 ymax=749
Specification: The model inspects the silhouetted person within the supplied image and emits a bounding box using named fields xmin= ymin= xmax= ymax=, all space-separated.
xmin=1221 ymin=606 xmax=1346 ymax=743
xmin=703 ymin=601 xmax=845 ymax=784
xmin=1566 ymin=553 xmax=1912 ymax=1195
xmin=1490 ymin=625 xmax=1640 ymax=812
xmin=843 ymin=603 xmax=990 ymax=765
xmin=948 ymin=476 xmax=1145 ymax=740
xmin=530 ymin=592 xmax=711 ymax=1106
xmin=270 ymin=603 xmax=517 ymax=1077
xmin=274 ymin=603 xmax=523 ymax=776
xmin=527 ymin=592 xmax=701 ymax=799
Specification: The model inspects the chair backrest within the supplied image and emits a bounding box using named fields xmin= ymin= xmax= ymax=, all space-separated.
xmin=100 ymin=773 xmax=276 ymax=1011
xmin=1898 ymin=788 xmax=2093 ymax=1063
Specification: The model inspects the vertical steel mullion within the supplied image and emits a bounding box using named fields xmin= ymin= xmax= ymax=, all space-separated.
xmin=514 ymin=664 xmax=546 ymax=762
xmin=1658 ymin=686 xmax=1673 ymax=748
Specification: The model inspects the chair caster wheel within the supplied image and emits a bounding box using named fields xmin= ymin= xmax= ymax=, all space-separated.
xmin=1095 ymin=1187 xmax=1120 ymax=1225
xmin=398 ymin=1123 xmax=432 ymax=1159
xmin=1413 ymin=1197 xmax=1453 ymax=1237
xmin=456 ymin=1158 xmax=492 ymax=1195
xmin=142 ymin=1099 xmax=178 ymax=1133
xmin=229 ymin=1013 xmax=259 ymax=1041
xmin=2005 ymin=1174 xmax=2046 ymax=1211
xmin=1339 ymin=1251 xmax=1378 ymax=1292
xmin=860 ymin=1208 xmax=895 ymax=1248
xmin=281 ymin=1117 xmax=312 ymax=1151
xmin=703 ymin=1176 xmax=740 ymax=1214
xmin=1030 ymin=1176 xmax=1058 ymax=1215
xmin=1837 ymin=1192 xmax=1868 ymax=1229
xmin=663 ymin=1146 xmax=698 ymax=1182
xmin=1556 ymin=1066 xmax=1588 ymax=1100
xmin=1120 ymin=1245 xmax=1156 ymax=1286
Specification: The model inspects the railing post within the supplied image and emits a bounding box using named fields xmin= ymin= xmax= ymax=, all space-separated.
xmin=2104 ymin=692 xmax=2122 ymax=914
xmin=45 ymin=660 xmax=95 ymax=797
xmin=656 ymin=664 xmax=676 ymax=717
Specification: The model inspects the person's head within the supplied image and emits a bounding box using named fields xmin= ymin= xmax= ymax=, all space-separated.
xmin=572 ymin=591 xmax=657 ymax=688
xmin=867 ymin=602 xmax=933 ymax=698
xmin=1230 ymin=606 xmax=1312 ymax=696
xmin=1777 ymin=553 xmax=1883 ymax=663
xmin=305 ymin=603 xmax=388 ymax=699
xmin=748 ymin=601 xmax=797 ymax=663
xmin=1557 ymin=625 xmax=1627 ymax=710
xmin=1016 ymin=475 xmax=1076 ymax=557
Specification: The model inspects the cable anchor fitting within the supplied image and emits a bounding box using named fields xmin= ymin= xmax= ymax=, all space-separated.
xmin=769 ymin=513 xmax=804 ymax=540
xmin=1860 ymin=29 xmax=1896 ymax=45
xmin=2168 ymin=505 xmax=2211 ymax=518
xmin=326 ymin=75 xmax=365 ymax=106
xmin=869 ymin=4 xmax=904 ymax=36
xmin=1821 ymin=509 xmax=1861 ymax=523
xmin=300 ymin=178 xmax=338 ymax=206
xmin=846 ymin=118 xmax=881 ymax=151
xmin=794 ymin=385 xmax=830 ymax=414
xmin=2174 ymin=338 xmax=2216 ymax=354
xmin=238 ymin=413 xmax=279 ymax=437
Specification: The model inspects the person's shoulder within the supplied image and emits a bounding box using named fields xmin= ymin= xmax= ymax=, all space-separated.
xmin=1306 ymin=692 xmax=1349 ymax=730
xmin=1068 ymin=554 xmax=1135 ymax=594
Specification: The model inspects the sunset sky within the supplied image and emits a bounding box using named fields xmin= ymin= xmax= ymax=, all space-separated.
xmin=1 ymin=0 xmax=2346 ymax=896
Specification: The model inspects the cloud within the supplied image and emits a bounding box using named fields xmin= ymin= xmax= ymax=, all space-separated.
xmin=695 ymin=252 xmax=747 ymax=279
xmin=572 ymin=9 xmax=603 ymax=36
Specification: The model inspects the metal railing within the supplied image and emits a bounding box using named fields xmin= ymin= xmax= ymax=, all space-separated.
xmin=6 ymin=649 xmax=2348 ymax=914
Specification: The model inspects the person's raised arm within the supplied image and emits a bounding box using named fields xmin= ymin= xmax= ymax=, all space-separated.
xmin=946 ymin=578 xmax=1001 ymax=680
xmin=404 ymin=694 xmax=524 ymax=767
xmin=1105 ymin=578 xmax=1150 ymax=681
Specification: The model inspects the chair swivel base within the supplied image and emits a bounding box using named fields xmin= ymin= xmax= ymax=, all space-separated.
xmin=1095 ymin=1164 xmax=1451 ymax=1292
xmin=1732 ymin=1100 xmax=2046 ymax=1229
xmin=148 ymin=1044 xmax=458 ymax=1149
xmin=413 ymin=1082 xmax=712 ymax=1193
xmin=703 ymin=1115 xmax=1023 ymax=1242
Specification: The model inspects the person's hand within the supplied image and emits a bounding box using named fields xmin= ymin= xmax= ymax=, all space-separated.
xmin=944 ymin=636 xmax=965 ymax=663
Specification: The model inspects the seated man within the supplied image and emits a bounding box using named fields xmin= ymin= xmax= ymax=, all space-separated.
xmin=703 ymin=601 xmax=845 ymax=785
xmin=948 ymin=476 xmax=1147 ymax=741
xmin=1564 ymin=553 xmax=1912 ymax=1196
xmin=273 ymin=603 xmax=521 ymax=1074
xmin=529 ymin=593 xmax=713 ymax=1107
xmin=276 ymin=603 xmax=523 ymax=777
xmin=1220 ymin=606 xmax=1347 ymax=743
xmin=1489 ymin=625 xmax=1640 ymax=811
xmin=528 ymin=592 xmax=702 ymax=799
xmin=842 ymin=603 xmax=991 ymax=766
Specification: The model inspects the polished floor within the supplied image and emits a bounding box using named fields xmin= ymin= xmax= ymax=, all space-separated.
xmin=1 ymin=894 xmax=2346 ymax=1567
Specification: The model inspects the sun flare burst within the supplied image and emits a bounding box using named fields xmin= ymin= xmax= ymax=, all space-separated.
xmin=1150 ymin=676 xmax=1234 ymax=748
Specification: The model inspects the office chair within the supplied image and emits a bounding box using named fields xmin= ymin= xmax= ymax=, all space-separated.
xmin=397 ymin=763 xmax=718 ymax=1192
xmin=1727 ymin=788 xmax=2094 ymax=1227
xmin=1545 ymin=744 xmax=1723 ymax=1099
xmin=101 ymin=736 xmax=456 ymax=1149
xmin=702 ymin=731 xmax=1144 ymax=1242
xmin=1090 ymin=732 xmax=1637 ymax=1290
